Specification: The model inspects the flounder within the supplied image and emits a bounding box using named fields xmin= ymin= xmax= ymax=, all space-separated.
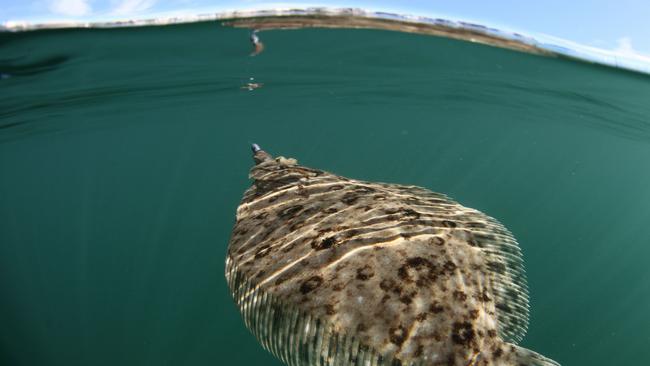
xmin=226 ymin=145 xmax=559 ymax=366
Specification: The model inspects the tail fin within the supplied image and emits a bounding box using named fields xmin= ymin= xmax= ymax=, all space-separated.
xmin=513 ymin=345 xmax=560 ymax=366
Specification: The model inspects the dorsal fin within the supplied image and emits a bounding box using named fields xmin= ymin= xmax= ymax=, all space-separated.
xmin=473 ymin=215 xmax=530 ymax=343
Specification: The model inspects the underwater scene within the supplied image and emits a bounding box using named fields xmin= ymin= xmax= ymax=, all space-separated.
xmin=1 ymin=12 xmax=650 ymax=366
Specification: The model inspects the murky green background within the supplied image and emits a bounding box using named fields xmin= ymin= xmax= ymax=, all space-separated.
xmin=1 ymin=21 xmax=650 ymax=366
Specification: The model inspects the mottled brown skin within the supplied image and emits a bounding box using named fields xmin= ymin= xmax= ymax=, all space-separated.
xmin=226 ymin=150 xmax=558 ymax=366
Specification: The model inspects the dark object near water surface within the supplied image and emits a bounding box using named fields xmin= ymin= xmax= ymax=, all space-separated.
xmin=226 ymin=145 xmax=559 ymax=366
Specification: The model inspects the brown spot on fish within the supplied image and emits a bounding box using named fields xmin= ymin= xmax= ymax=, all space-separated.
xmin=430 ymin=236 xmax=445 ymax=246
xmin=279 ymin=205 xmax=302 ymax=219
xmin=389 ymin=325 xmax=408 ymax=346
xmin=356 ymin=265 xmax=374 ymax=281
xmin=312 ymin=236 xmax=336 ymax=250
xmin=379 ymin=279 xmax=394 ymax=291
xmin=453 ymin=290 xmax=468 ymax=301
xmin=402 ymin=208 xmax=420 ymax=219
xmin=478 ymin=289 xmax=492 ymax=302
xmin=342 ymin=192 xmax=360 ymax=205
xmin=443 ymin=260 xmax=457 ymax=273
xmin=429 ymin=302 xmax=444 ymax=314
xmin=451 ymin=321 xmax=475 ymax=346
xmin=493 ymin=345 xmax=503 ymax=358
xmin=400 ymin=293 xmax=413 ymax=305
xmin=442 ymin=220 xmax=457 ymax=228
xmin=300 ymin=276 xmax=323 ymax=294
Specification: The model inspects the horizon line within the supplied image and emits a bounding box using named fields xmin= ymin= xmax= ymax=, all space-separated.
xmin=2 ymin=6 xmax=649 ymax=75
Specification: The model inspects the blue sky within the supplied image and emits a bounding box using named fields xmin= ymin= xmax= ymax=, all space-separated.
xmin=1 ymin=0 xmax=649 ymax=57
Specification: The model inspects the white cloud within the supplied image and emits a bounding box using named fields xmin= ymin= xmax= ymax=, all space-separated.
xmin=49 ymin=0 xmax=91 ymax=17
xmin=611 ymin=36 xmax=650 ymax=64
xmin=615 ymin=37 xmax=637 ymax=55
xmin=111 ymin=0 xmax=157 ymax=15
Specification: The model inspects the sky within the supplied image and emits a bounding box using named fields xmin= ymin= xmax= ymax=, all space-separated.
xmin=1 ymin=0 xmax=649 ymax=57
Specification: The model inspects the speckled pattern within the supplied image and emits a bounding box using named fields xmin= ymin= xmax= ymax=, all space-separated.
xmin=226 ymin=148 xmax=559 ymax=366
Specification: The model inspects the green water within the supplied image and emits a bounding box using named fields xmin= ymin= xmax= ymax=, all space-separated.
xmin=1 ymin=21 xmax=650 ymax=366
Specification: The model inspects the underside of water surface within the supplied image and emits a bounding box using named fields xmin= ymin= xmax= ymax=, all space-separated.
xmin=1 ymin=14 xmax=649 ymax=366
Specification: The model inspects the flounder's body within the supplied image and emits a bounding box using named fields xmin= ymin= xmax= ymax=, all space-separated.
xmin=226 ymin=146 xmax=559 ymax=366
